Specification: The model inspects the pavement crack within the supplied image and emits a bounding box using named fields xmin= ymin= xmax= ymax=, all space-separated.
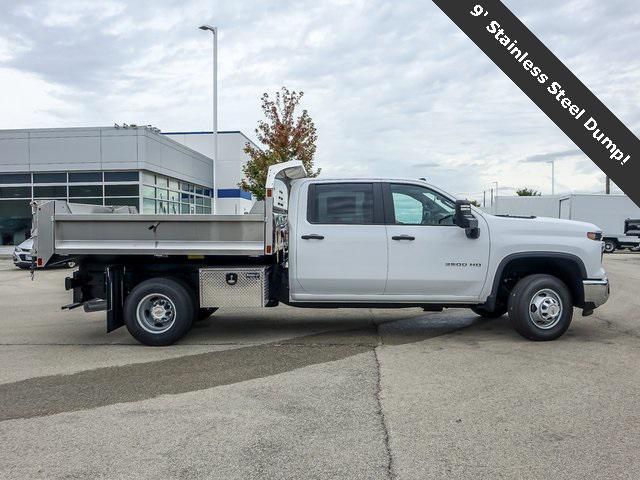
xmin=372 ymin=307 xmax=395 ymax=480
xmin=373 ymin=347 xmax=394 ymax=480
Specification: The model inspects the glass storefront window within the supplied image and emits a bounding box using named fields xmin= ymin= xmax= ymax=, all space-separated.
xmin=69 ymin=185 xmax=102 ymax=197
xmin=143 ymin=198 xmax=156 ymax=214
xmin=156 ymin=188 xmax=168 ymax=200
xmin=104 ymin=171 xmax=138 ymax=182
xmin=33 ymin=172 xmax=66 ymax=183
xmin=142 ymin=172 xmax=155 ymax=185
xmin=69 ymin=198 xmax=103 ymax=205
xmin=0 ymin=200 xmax=31 ymax=245
xmin=34 ymin=186 xmax=67 ymax=198
xmin=69 ymin=172 xmax=102 ymax=183
xmin=0 ymin=187 xmax=31 ymax=199
xmin=0 ymin=173 xmax=31 ymax=184
xmin=168 ymin=190 xmax=179 ymax=202
xmin=105 ymin=184 xmax=139 ymax=197
xmin=157 ymin=201 xmax=168 ymax=214
xmin=156 ymin=175 xmax=169 ymax=187
xmin=105 ymin=197 xmax=139 ymax=208
xmin=142 ymin=186 xmax=156 ymax=198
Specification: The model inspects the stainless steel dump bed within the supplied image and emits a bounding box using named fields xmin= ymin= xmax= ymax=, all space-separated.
xmin=32 ymin=161 xmax=307 ymax=267
xmin=32 ymin=201 xmax=265 ymax=265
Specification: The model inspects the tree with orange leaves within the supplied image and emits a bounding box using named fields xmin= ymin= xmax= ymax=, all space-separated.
xmin=240 ymin=87 xmax=320 ymax=199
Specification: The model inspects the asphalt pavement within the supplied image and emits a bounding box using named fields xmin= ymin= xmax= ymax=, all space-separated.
xmin=0 ymin=255 xmax=638 ymax=479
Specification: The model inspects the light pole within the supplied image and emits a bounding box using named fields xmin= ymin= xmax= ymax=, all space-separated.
xmin=199 ymin=25 xmax=218 ymax=213
xmin=493 ymin=181 xmax=499 ymax=214
xmin=548 ymin=160 xmax=555 ymax=195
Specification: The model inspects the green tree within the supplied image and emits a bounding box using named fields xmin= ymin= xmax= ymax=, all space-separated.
xmin=240 ymin=87 xmax=320 ymax=199
xmin=469 ymin=200 xmax=481 ymax=207
xmin=516 ymin=188 xmax=542 ymax=196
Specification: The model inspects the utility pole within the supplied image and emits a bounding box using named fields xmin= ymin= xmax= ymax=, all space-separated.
xmin=199 ymin=25 xmax=218 ymax=213
xmin=483 ymin=190 xmax=486 ymax=207
xmin=606 ymin=176 xmax=611 ymax=194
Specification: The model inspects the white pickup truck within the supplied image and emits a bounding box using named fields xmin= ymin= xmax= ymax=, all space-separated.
xmin=32 ymin=161 xmax=609 ymax=346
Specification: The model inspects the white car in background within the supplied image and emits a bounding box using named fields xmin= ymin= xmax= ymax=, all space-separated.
xmin=14 ymin=238 xmax=75 ymax=270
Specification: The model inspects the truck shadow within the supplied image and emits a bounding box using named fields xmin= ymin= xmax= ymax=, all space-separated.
xmin=0 ymin=310 xmax=503 ymax=422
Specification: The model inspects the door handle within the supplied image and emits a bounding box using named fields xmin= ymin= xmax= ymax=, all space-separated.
xmin=301 ymin=234 xmax=325 ymax=240
xmin=392 ymin=235 xmax=415 ymax=241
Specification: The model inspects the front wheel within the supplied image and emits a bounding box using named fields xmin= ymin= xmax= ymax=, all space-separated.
xmin=124 ymin=278 xmax=195 ymax=346
xmin=508 ymin=274 xmax=573 ymax=341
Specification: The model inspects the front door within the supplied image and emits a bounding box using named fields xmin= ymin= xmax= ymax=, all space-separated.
xmin=294 ymin=182 xmax=387 ymax=298
xmin=384 ymin=183 xmax=490 ymax=301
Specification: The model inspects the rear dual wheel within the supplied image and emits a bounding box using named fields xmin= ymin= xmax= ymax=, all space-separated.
xmin=124 ymin=278 xmax=195 ymax=346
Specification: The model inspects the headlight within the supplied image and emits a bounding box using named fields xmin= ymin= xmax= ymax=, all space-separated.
xmin=14 ymin=247 xmax=21 ymax=252
xmin=587 ymin=232 xmax=602 ymax=241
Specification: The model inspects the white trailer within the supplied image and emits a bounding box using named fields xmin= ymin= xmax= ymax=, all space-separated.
xmin=559 ymin=194 xmax=640 ymax=253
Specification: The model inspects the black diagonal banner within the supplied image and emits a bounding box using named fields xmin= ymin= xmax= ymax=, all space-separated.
xmin=433 ymin=0 xmax=640 ymax=207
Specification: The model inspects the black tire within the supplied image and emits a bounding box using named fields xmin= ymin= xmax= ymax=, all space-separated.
xmin=471 ymin=304 xmax=507 ymax=318
xmin=603 ymin=239 xmax=617 ymax=253
xmin=124 ymin=278 xmax=195 ymax=346
xmin=197 ymin=307 xmax=218 ymax=321
xmin=508 ymin=274 xmax=573 ymax=341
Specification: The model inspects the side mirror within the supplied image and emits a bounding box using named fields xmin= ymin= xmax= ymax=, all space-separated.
xmin=455 ymin=200 xmax=480 ymax=239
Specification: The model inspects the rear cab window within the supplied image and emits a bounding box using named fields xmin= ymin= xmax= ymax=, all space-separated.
xmin=307 ymin=183 xmax=382 ymax=224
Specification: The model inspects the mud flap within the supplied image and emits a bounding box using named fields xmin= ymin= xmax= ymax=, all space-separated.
xmin=106 ymin=266 xmax=125 ymax=333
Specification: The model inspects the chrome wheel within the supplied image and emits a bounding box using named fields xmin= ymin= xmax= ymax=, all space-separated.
xmin=528 ymin=288 xmax=563 ymax=330
xmin=136 ymin=293 xmax=176 ymax=334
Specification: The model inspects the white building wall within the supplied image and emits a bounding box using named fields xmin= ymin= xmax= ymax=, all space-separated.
xmin=164 ymin=131 xmax=255 ymax=215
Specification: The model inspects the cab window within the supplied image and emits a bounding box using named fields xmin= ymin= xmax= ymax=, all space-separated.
xmin=390 ymin=183 xmax=456 ymax=226
xmin=308 ymin=183 xmax=375 ymax=224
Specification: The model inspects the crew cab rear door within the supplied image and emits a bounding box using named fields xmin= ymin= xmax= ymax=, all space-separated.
xmin=293 ymin=181 xmax=387 ymax=297
xmin=383 ymin=182 xmax=490 ymax=301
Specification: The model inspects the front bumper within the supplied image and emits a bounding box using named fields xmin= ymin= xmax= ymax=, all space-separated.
xmin=12 ymin=251 xmax=32 ymax=266
xmin=583 ymin=278 xmax=609 ymax=309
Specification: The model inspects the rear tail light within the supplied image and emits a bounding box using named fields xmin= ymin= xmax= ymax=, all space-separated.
xmin=587 ymin=232 xmax=602 ymax=241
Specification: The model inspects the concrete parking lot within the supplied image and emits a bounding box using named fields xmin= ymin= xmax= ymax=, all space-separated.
xmin=0 ymin=255 xmax=638 ymax=479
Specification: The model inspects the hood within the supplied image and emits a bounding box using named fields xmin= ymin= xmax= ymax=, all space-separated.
xmin=18 ymin=237 xmax=34 ymax=251
xmin=485 ymin=213 xmax=600 ymax=236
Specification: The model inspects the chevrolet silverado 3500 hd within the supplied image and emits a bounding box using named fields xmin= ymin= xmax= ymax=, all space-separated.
xmin=32 ymin=161 xmax=609 ymax=346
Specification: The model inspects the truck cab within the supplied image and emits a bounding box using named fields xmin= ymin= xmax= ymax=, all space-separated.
xmin=32 ymin=161 xmax=610 ymax=346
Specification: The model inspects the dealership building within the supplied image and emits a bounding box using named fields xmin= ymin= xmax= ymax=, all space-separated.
xmin=0 ymin=126 xmax=256 ymax=245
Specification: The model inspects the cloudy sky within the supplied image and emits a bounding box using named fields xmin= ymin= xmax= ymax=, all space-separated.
xmin=1 ymin=0 xmax=638 ymax=202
